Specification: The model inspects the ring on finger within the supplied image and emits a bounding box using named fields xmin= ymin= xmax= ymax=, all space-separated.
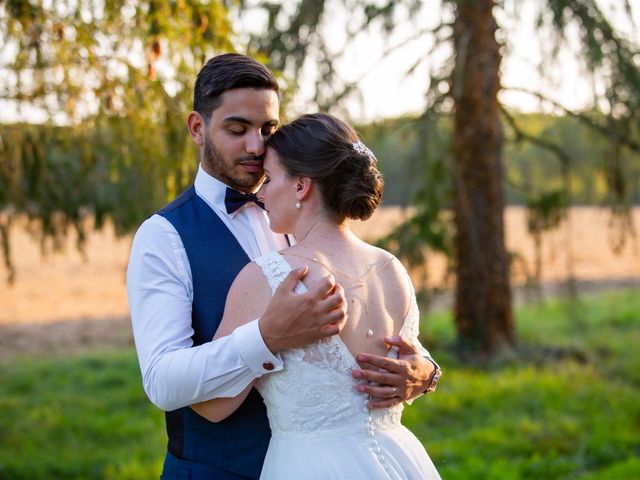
xmin=392 ymin=387 xmax=398 ymax=397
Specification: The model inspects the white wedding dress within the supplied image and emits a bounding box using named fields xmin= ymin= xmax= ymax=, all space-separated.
xmin=254 ymin=252 xmax=441 ymax=480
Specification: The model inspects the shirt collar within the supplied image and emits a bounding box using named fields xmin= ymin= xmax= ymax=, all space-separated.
xmin=193 ymin=164 xmax=262 ymax=216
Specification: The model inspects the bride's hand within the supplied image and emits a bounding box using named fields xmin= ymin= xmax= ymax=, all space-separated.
xmin=351 ymin=336 xmax=436 ymax=409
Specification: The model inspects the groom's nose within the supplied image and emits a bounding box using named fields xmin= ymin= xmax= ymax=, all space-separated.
xmin=245 ymin=130 xmax=266 ymax=156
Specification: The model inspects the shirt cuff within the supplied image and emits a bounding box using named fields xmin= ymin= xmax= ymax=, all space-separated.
xmin=232 ymin=319 xmax=284 ymax=377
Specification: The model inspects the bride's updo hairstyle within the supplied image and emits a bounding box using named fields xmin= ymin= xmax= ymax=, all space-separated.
xmin=267 ymin=113 xmax=383 ymax=222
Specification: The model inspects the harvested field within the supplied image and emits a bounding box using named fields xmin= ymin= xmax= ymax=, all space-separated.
xmin=1 ymin=206 xmax=638 ymax=359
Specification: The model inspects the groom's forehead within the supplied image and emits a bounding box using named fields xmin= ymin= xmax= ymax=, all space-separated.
xmin=218 ymin=87 xmax=280 ymax=108
xmin=214 ymin=88 xmax=280 ymax=121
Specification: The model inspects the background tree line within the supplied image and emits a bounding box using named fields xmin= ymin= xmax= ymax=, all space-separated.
xmin=5 ymin=111 xmax=638 ymax=228
xmin=361 ymin=113 xmax=640 ymax=207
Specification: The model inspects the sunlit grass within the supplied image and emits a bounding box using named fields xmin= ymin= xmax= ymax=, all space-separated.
xmin=0 ymin=350 xmax=165 ymax=480
xmin=0 ymin=289 xmax=638 ymax=479
xmin=413 ymin=288 xmax=640 ymax=479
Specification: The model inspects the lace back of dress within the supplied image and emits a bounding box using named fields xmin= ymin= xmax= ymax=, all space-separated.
xmin=253 ymin=251 xmax=407 ymax=439
xmin=255 ymin=252 xmax=357 ymax=370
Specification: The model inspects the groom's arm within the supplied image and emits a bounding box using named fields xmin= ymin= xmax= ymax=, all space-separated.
xmin=128 ymin=216 xmax=347 ymax=412
xmin=127 ymin=216 xmax=282 ymax=412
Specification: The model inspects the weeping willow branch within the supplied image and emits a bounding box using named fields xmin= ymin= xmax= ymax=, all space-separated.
xmin=0 ymin=0 xmax=234 ymax=282
xmin=503 ymin=86 xmax=640 ymax=153
xmin=500 ymin=106 xmax=571 ymax=168
xmin=319 ymin=20 xmax=452 ymax=114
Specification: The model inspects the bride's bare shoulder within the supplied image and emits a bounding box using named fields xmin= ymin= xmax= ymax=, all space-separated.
xmin=232 ymin=260 xmax=274 ymax=299
xmin=366 ymin=244 xmax=406 ymax=275
xmin=369 ymin=247 xmax=414 ymax=317
xmin=215 ymin=261 xmax=272 ymax=338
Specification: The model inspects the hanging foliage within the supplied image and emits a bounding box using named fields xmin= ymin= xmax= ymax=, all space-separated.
xmin=0 ymin=0 xmax=235 ymax=282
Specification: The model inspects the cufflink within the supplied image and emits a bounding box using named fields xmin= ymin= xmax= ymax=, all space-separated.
xmin=262 ymin=361 xmax=274 ymax=371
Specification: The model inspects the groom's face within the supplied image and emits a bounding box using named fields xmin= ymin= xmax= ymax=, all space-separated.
xmin=202 ymin=88 xmax=279 ymax=192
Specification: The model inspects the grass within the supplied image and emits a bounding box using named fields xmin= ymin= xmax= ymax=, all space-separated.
xmin=1 ymin=289 xmax=639 ymax=479
xmin=0 ymin=350 xmax=165 ymax=479
xmin=411 ymin=288 xmax=640 ymax=479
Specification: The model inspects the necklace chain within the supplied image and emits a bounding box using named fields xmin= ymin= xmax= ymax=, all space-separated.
xmin=283 ymin=251 xmax=395 ymax=338
xmin=283 ymin=252 xmax=393 ymax=285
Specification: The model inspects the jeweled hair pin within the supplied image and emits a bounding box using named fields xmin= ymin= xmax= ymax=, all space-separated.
xmin=352 ymin=140 xmax=375 ymax=159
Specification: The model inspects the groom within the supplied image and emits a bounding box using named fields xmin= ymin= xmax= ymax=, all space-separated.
xmin=127 ymin=53 xmax=439 ymax=480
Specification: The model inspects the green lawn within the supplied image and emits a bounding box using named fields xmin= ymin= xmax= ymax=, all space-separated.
xmin=1 ymin=289 xmax=639 ymax=479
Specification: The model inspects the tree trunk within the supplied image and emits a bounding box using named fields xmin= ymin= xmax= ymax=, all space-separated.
xmin=451 ymin=0 xmax=515 ymax=357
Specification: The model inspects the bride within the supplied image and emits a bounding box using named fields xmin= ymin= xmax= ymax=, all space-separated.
xmin=192 ymin=113 xmax=441 ymax=479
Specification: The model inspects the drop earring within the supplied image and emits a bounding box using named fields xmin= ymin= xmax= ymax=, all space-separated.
xmin=295 ymin=184 xmax=303 ymax=208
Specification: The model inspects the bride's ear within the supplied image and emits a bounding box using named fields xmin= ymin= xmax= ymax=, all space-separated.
xmin=295 ymin=177 xmax=313 ymax=201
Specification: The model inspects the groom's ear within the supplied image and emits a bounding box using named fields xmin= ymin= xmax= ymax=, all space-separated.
xmin=187 ymin=111 xmax=205 ymax=146
xmin=295 ymin=177 xmax=313 ymax=200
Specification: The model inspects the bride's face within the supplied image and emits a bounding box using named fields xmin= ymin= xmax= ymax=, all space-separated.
xmin=258 ymin=148 xmax=299 ymax=233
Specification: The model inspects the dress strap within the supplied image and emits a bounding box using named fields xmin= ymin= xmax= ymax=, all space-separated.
xmin=395 ymin=261 xmax=420 ymax=343
xmin=255 ymin=251 xmax=309 ymax=296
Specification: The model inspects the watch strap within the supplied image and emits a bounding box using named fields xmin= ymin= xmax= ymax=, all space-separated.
xmin=424 ymin=356 xmax=442 ymax=394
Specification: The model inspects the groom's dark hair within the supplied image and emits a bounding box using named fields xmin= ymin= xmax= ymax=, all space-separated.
xmin=194 ymin=53 xmax=279 ymax=121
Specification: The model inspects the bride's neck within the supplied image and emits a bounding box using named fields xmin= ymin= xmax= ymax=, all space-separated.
xmin=292 ymin=215 xmax=354 ymax=248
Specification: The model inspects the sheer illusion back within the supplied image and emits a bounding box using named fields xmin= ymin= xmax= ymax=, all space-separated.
xmin=254 ymin=251 xmax=419 ymax=438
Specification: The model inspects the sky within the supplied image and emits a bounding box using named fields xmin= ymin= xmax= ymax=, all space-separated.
xmin=2 ymin=0 xmax=639 ymax=124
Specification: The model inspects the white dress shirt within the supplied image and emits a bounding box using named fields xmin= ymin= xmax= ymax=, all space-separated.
xmin=127 ymin=165 xmax=290 ymax=412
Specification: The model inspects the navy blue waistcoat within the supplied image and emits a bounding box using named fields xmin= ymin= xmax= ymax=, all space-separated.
xmin=157 ymin=186 xmax=271 ymax=480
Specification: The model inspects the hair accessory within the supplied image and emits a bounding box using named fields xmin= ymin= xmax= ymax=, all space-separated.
xmin=295 ymin=201 xmax=301 ymax=209
xmin=352 ymin=140 xmax=375 ymax=159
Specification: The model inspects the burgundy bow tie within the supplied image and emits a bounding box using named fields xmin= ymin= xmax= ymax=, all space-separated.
xmin=224 ymin=188 xmax=265 ymax=214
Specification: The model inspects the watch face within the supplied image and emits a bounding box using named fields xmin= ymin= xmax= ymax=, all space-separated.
xmin=426 ymin=369 xmax=442 ymax=393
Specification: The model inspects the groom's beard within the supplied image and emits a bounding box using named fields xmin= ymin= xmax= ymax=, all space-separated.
xmin=202 ymin=133 xmax=264 ymax=192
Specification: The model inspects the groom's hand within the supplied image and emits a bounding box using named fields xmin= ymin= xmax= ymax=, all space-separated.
xmin=259 ymin=266 xmax=347 ymax=353
xmin=351 ymin=336 xmax=435 ymax=409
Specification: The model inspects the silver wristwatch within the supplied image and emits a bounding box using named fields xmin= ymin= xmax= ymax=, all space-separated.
xmin=424 ymin=356 xmax=442 ymax=394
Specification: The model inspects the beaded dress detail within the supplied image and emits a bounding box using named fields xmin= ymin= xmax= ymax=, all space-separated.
xmin=254 ymin=251 xmax=441 ymax=479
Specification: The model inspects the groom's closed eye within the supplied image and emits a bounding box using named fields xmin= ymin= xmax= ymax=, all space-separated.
xmin=262 ymin=125 xmax=277 ymax=137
